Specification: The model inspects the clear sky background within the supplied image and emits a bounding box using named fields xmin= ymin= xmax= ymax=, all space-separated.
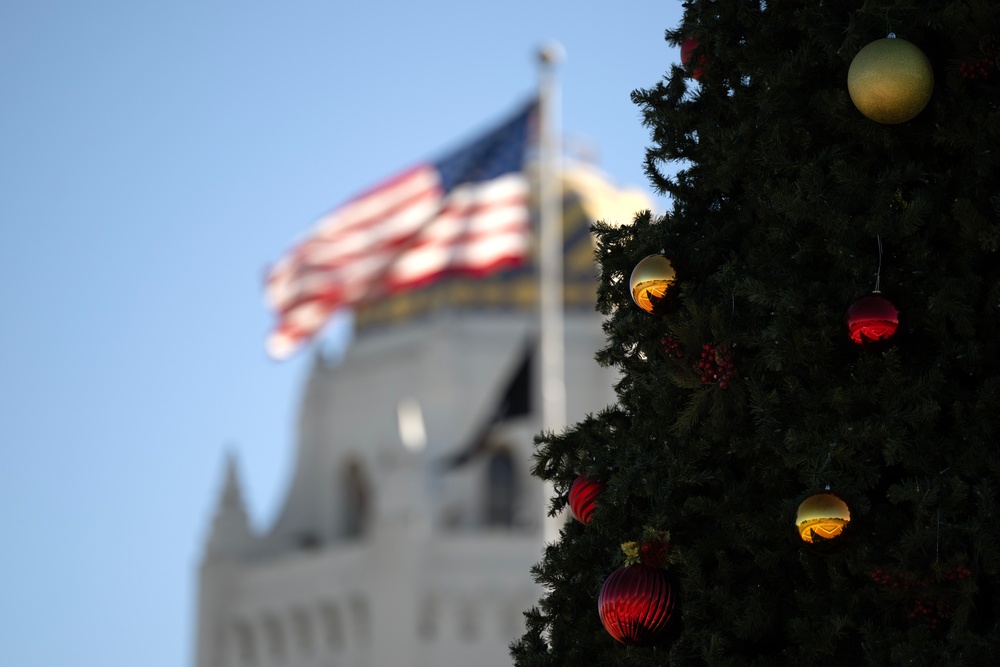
xmin=1 ymin=2 xmax=684 ymax=665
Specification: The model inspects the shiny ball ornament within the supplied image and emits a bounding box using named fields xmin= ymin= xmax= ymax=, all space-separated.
xmin=630 ymin=254 xmax=678 ymax=314
xmin=568 ymin=474 xmax=605 ymax=525
xmin=846 ymin=293 xmax=900 ymax=345
xmin=848 ymin=36 xmax=934 ymax=124
xmin=598 ymin=564 xmax=675 ymax=645
xmin=796 ymin=492 xmax=851 ymax=543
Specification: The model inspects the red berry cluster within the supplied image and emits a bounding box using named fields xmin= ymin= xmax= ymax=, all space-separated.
xmin=869 ymin=567 xmax=910 ymax=590
xmin=958 ymin=34 xmax=1000 ymax=79
xmin=697 ymin=343 xmax=737 ymax=388
xmin=908 ymin=597 xmax=953 ymax=631
xmin=661 ymin=337 xmax=738 ymax=388
xmin=869 ymin=565 xmax=973 ymax=631
xmin=958 ymin=58 xmax=996 ymax=79
xmin=661 ymin=335 xmax=685 ymax=359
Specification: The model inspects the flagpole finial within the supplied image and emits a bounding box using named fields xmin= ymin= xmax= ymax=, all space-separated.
xmin=537 ymin=41 xmax=565 ymax=66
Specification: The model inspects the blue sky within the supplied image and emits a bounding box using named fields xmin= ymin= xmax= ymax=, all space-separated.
xmin=0 ymin=2 xmax=682 ymax=665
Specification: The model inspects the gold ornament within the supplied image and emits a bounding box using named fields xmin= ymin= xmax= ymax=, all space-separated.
xmin=848 ymin=36 xmax=934 ymax=124
xmin=630 ymin=254 xmax=677 ymax=314
xmin=796 ymin=492 xmax=851 ymax=543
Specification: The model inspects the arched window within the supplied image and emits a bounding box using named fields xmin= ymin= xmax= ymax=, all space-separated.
xmin=262 ymin=614 xmax=285 ymax=661
xmin=416 ymin=594 xmax=439 ymax=641
xmin=342 ymin=460 xmax=370 ymax=538
xmin=233 ymin=620 xmax=257 ymax=665
xmin=458 ymin=599 xmax=480 ymax=642
xmin=485 ymin=449 xmax=517 ymax=527
xmin=291 ymin=607 xmax=313 ymax=656
xmin=211 ymin=625 xmax=227 ymax=667
xmin=350 ymin=595 xmax=371 ymax=647
xmin=319 ymin=603 xmax=344 ymax=652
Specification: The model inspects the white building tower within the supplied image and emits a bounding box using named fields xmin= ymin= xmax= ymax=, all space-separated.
xmin=193 ymin=164 xmax=652 ymax=667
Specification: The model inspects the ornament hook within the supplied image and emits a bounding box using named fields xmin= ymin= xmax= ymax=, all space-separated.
xmin=936 ymin=509 xmax=941 ymax=564
xmin=874 ymin=235 xmax=883 ymax=294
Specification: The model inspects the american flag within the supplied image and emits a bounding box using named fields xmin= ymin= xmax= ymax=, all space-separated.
xmin=265 ymin=100 xmax=537 ymax=359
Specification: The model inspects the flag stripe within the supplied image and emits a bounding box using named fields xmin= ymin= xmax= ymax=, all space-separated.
xmin=386 ymin=229 xmax=530 ymax=289
xmin=275 ymin=216 xmax=530 ymax=316
xmin=265 ymin=167 xmax=442 ymax=306
xmin=265 ymin=100 xmax=536 ymax=359
xmin=314 ymin=166 xmax=441 ymax=239
xmin=269 ymin=175 xmax=528 ymax=309
xmin=274 ymin=174 xmax=527 ymax=279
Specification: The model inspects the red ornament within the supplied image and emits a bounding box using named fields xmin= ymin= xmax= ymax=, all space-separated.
xmin=639 ymin=539 xmax=670 ymax=569
xmin=846 ymin=293 xmax=899 ymax=345
xmin=680 ymin=36 xmax=705 ymax=79
xmin=568 ymin=474 xmax=605 ymax=524
xmin=598 ymin=564 xmax=675 ymax=645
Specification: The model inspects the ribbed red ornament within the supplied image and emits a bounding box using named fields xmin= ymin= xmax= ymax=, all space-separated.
xmin=680 ymin=36 xmax=705 ymax=79
xmin=568 ymin=474 xmax=605 ymax=524
xmin=598 ymin=564 xmax=675 ymax=646
xmin=845 ymin=293 xmax=900 ymax=345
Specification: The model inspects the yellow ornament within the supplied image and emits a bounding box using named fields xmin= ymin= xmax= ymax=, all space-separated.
xmin=796 ymin=492 xmax=851 ymax=543
xmin=630 ymin=254 xmax=677 ymax=314
xmin=848 ymin=36 xmax=934 ymax=124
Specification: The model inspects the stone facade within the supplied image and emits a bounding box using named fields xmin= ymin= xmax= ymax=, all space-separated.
xmin=193 ymin=164 xmax=649 ymax=667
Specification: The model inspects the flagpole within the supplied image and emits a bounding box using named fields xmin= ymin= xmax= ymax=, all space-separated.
xmin=538 ymin=43 xmax=566 ymax=545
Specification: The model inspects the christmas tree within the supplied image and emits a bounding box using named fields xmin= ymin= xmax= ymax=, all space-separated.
xmin=511 ymin=1 xmax=1000 ymax=664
